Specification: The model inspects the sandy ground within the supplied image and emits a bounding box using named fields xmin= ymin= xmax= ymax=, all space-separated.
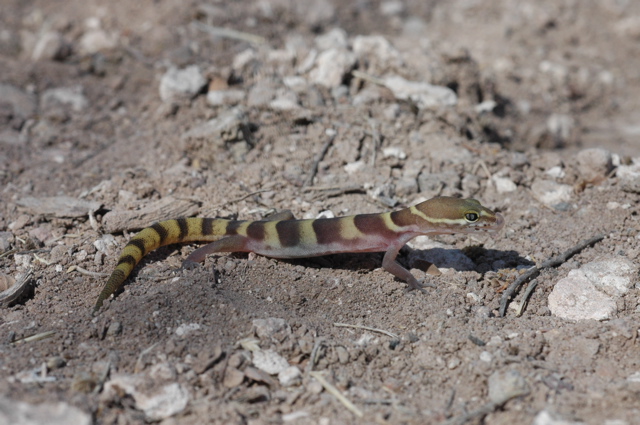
xmin=1 ymin=1 xmax=639 ymax=424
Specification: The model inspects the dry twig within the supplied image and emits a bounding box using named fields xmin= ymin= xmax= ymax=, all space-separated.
xmin=193 ymin=21 xmax=266 ymax=45
xmin=0 ymin=268 xmax=35 ymax=307
xmin=12 ymin=330 xmax=57 ymax=344
xmin=67 ymin=265 xmax=109 ymax=278
xmin=310 ymin=371 xmax=363 ymax=418
xmin=333 ymin=323 xmax=399 ymax=339
xmin=304 ymin=131 xmax=337 ymax=187
xmin=499 ymin=233 xmax=605 ymax=317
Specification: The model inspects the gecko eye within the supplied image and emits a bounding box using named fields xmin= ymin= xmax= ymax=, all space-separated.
xmin=465 ymin=212 xmax=479 ymax=222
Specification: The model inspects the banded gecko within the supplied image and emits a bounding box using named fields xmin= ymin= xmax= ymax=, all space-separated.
xmin=94 ymin=196 xmax=504 ymax=311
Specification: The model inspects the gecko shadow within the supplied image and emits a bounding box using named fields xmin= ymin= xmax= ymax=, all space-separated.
xmin=101 ymin=244 xmax=529 ymax=303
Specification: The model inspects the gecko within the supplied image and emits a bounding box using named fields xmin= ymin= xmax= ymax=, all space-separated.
xmin=94 ymin=196 xmax=504 ymax=311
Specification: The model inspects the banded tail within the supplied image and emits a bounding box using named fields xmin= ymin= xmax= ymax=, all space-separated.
xmin=94 ymin=217 xmax=234 ymax=311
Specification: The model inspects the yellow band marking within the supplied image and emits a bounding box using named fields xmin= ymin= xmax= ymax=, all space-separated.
xmin=409 ymin=205 xmax=430 ymax=222
xmin=235 ymin=221 xmax=251 ymax=237
xmin=263 ymin=220 xmax=281 ymax=249
xmin=213 ymin=219 xmax=229 ymax=236
xmin=381 ymin=212 xmax=403 ymax=232
xmin=339 ymin=216 xmax=365 ymax=240
xmin=298 ymin=219 xmax=318 ymax=246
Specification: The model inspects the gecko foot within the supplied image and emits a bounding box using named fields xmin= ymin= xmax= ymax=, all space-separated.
xmin=181 ymin=259 xmax=202 ymax=271
xmin=406 ymin=279 xmax=436 ymax=294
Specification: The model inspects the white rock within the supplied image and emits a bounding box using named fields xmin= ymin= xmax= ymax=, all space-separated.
xmin=294 ymin=0 xmax=335 ymax=26
xmin=309 ymin=48 xmax=356 ymax=88
xmin=548 ymin=257 xmax=637 ymax=320
xmin=252 ymin=349 xmax=290 ymax=375
xmin=383 ymin=75 xmax=457 ymax=109
xmin=466 ymin=292 xmax=481 ymax=304
xmin=530 ymin=179 xmax=572 ymax=206
xmin=181 ymin=107 xmax=245 ymax=141
xmin=283 ymin=76 xmax=309 ymax=91
xmin=549 ymin=270 xmax=615 ymax=320
xmin=232 ymin=48 xmax=257 ymax=71
xmin=616 ymin=161 xmax=640 ymax=193
xmin=282 ymin=411 xmax=311 ymax=422
xmin=546 ymin=113 xmax=574 ymax=142
xmin=41 ymin=86 xmax=89 ymax=112
xmin=627 ymin=371 xmax=640 ymax=383
xmin=576 ymin=148 xmax=612 ymax=182
xmin=159 ymin=65 xmax=207 ymax=102
xmin=382 ymin=146 xmax=406 ymax=159
xmin=206 ymin=89 xmax=245 ymax=106
xmin=344 ymin=160 xmax=365 ymax=175
xmin=247 ymin=81 xmax=276 ymax=106
xmin=615 ymin=16 xmax=640 ymax=39
xmin=352 ymin=35 xmax=403 ymax=69
xmin=487 ymin=370 xmax=529 ymax=404
xmin=315 ymin=28 xmax=348 ymax=50
xmin=492 ymin=176 xmax=517 ymax=193
xmin=532 ymin=410 xmax=585 ymax=425
xmin=0 ymin=396 xmax=91 ymax=425
xmin=104 ymin=376 xmax=189 ymax=421
xmin=580 ymin=257 xmax=636 ymax=297
xmin=14 ymin=254 xmax=32 ymax=268
xmin=545 ymin=166 xmax=565 ymax=179
xmin=380 ymin=1 xmax=405 ymax=16
xmin=316 ymin=210 xmax=335 ymax=219
xmin=475 ymin=100 xmax=497 ymax=113
xmin=93 ymin=234 xmax=118 ymax=254
xmin=269 ymin=92 xmax=300 ymax=110
xmin=0 ymin=84 xmax=36 ymax=119
xmin=253 ymin=317 xmax=288 ymax=338
xmin=539 ymin=61 xmax=568 ymax=81
xmin=479 ymin=351 xmax=493 ymax=362
xmin=278 ymin=365 xmax=302 ymax=387
xmin=79 ymin=29 xmax=117 ymax=55
xmin=174 ymin=323 xmax=201 ymax=337
xmin=31 ymin=31 xmax=66 ymax=61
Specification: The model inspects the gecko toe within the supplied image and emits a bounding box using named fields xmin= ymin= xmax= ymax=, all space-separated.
xmin=181 ymin=260 xmax=202 ymax=271
xmin=406 ymin=279 xmax=436 ymax=294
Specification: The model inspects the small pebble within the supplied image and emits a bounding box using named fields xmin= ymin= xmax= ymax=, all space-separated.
xmin=278 ymin=366 xmax=302 ymax=387
xmin=223 ymin=367 xmax=245 ymax=388
xmin=106 ymin=321 xmax=122 ymax=337
xmin=488 ymin=369 xmax=530 ymax=404
xmin=252 ymin=349 xmax=290 ymax=375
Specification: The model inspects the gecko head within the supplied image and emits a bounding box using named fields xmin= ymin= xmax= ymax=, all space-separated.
xmin=412 ymin=197 xmax=505 ymax=235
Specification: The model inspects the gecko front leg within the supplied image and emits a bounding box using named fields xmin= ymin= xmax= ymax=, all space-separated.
xmin=381 ymin=242 xmax=436 ymax=292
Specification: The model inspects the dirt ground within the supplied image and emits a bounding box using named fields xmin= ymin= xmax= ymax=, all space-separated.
xmin=1 ymin=1 xmax=640 ymax=424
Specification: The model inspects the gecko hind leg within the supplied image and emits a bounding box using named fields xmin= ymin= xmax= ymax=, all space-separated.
xmin=263 ymin=210 xmax=295 ymax=221
xmin=182 ymin=235 xmax=249 ymax=268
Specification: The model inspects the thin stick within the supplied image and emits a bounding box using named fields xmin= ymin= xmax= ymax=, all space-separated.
xmin=499 ymin=233 xmax=605 ymax=317
xmin=442 ymin=400 xmax=501 ymax=425
xmin=309 ymin=371 xmax=364 ymax=418
xmin=12 ymin=330 xmax=57 ymax=344
xmin=193 ymin=21 xmax=266 ymax=45
xmin=305 ymin=337 xmax=326 ymax=376
xmin=516 ymin=279 xmax=539 ymax=316
xmin=367 ymin=117 xmax=380 ymax=166
xmin=67 ymin=265 xmax=109 ymax=278
xmin=333 ymin=323 xmax=399 ymax=340
xmin=0 ymin=248 xmax=49 ymax=258
xmin=304 ymin=131 xmax=336 ymax=187
xmin=0 ymin=268 xmax=34 ymax=307
xmin=442 ymin=386 xmax=529 ymax=425
xmin=351 ymin=70 xmax=385 ymax=86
